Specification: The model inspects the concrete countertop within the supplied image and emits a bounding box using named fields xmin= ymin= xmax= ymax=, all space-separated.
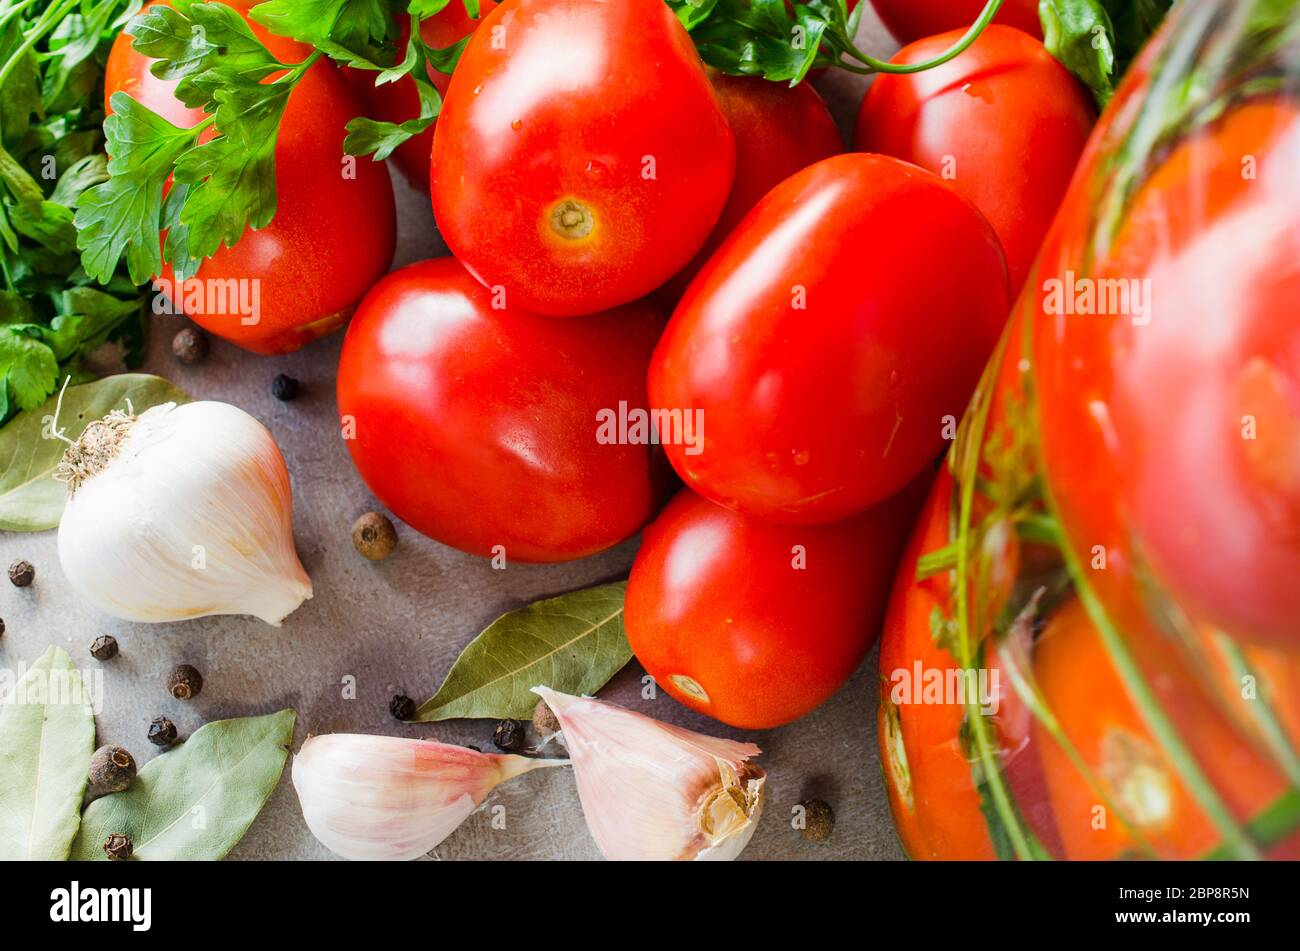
xmin=0 ymin=9 xmax=909 ymax=861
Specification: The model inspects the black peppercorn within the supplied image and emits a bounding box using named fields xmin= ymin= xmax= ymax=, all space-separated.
xmin=8 ymin=560 xmax=34 ymax=588
xmin=89 ymin=745 xmax=137 ymax=794
xmin=103 ymin=834 xmax=133 ymax=861
xmin=148 ymin=716 xmax=179 ymax=748
xmin=352 ymin=511 xmax=397 ymax=561
xmin=389 ymin=694 xmax=415 ymax=721
xmin=90 ymin=635 xmax=119 ymax=661
xmin=167 ymin=664 xmax=203 ymax=700
xmin=172 ymin=327 xmax=208 ymax=365
xmin=797 ymin=799 xmax=834 ymax=842
xmin=493 ymin=718 xmax=526 ymax=752
xmin=271 ymin=373 xmax=300 ymax=401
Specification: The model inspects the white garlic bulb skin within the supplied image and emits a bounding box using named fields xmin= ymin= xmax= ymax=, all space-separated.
xmin=57 ymin=401 xmax=312 ymax=626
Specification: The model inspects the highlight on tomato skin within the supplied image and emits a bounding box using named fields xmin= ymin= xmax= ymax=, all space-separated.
xmin=855 ymin=24 xmax=1095 ymax=298
xmin=104 ymin=0 xmax=397 ymax=356
xmin=625 ymin=475 xmax=928 ymax=731
xmin=335 ymin=257 xmax=673 ymax=564
xmin=430 ymin=0 xmax=736 ymax=317
xmin=649 ymin=152 xmax=1009 ymax=527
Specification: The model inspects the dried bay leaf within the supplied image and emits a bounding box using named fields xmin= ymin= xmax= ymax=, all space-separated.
xmin=0 ymin=645 xmax=96 ymax=860
xmin=70 ymin=708 xmax=295 ymax=861
xmin=414 ymin=582 xmax=632 ymax=721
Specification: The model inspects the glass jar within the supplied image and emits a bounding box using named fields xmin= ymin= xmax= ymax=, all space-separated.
xmin=878 ymin=0 xmax=1300 ymax=860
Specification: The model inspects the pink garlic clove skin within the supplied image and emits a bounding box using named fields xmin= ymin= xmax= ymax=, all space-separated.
xmin=292 ymin=733 xmax=567 ymax=860
xmin=532 ymin=686 xmax=766 ymax=861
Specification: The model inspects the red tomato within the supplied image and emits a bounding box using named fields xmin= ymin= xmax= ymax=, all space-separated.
xmin=876 ymin=468 xmax=1056 ymax=859
xmin=1034 ymin=99 xmax=1300 ymax=648
xmin=336 ymin=257 xmax=671 ymax=563
xmin=106 ymin=1 xmax=396 ymax=355
xmin=431 ymin=0 xmax=735 ymax=316
xmin=1034 ymin=598 xmax=1298 ymax=859
xmin=653 ymin=74 xmax=842 ymax=308
xmin=626 ymin=479 xmax=925 ymax=730
xmin=856 ymin=25 xmax=1094 ymax=297
xmin=344 ymin=2 xmax=498 ymax=190
xmin=876 ymin=470 xmax=992 ymax=859
xmin=648 ymin=153 xmax=1009 ymax=525
xmin=869 ymin=0 xmax=1041 ymax=42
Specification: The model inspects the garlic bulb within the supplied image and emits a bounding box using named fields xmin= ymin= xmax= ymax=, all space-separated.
xmin=532 ymin=686 xmax=765 ymax=861
xmin=56 ymin=400 xmax=312 ymax=625
xmin=293 ymin=733 xmax=569 ymax=860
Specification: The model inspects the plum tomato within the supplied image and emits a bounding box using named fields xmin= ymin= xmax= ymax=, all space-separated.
xmin=1034 ymin=598 xmax=1298 ymax=859
xmin=1034 ymin=99 xmax=1300 ymax=649
xmin=648 ymin=153 xmax=1009 ymax=525
xmin=876 ymin=468 xmax=1054 ymax=859
xmin=855 ymin=25 xmax=1094 ymax=297
xmin=626 ymin=478 xmax=926 ymax=730
xmin=335 ymin=257 xmax=672 ymax=563
xmin=430 ymin=0 xmax=735 ymax=316
xmin=343 ymin=2 xmax=498 ymax=190
xmin=653 ymin=74 xmax=842 ymax=308
xmin=106 ymin=0 xmax=396 ymax=355
xmin=868 ymin=0 xmax=1041 ymax=43
xmin=876 ymin=470 xmax=994 ymax=859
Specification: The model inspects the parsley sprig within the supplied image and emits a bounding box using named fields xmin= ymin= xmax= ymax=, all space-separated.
xmin=75 ymin=0 xmax=472 ymax=285
xmin=669 ymin=0 xmax=1009 ymax=84
xmin=76 ymin=0 xmax=324 ymax=285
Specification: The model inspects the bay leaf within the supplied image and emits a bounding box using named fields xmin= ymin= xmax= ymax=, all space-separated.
xmin=70 ymin=709 xmax=295 ymax=861
xmin=414 ymin=581 xmax=632 ymax=721
xmin=0 ymin=373 xmax=190 ymax=532
xmin=0 ymin=645 xmax=96 ymax=861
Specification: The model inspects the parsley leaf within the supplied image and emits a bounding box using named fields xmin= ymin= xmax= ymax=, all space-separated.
xmin=1038 ymin=0 xmax=1173 ymax=106
xmin=75 ymin=92 xmax=196 ymax=285
xmin=0 ymin=327 xmax=60 ymax=413
xmin=0 ymin=0 xmax=150 ymax=426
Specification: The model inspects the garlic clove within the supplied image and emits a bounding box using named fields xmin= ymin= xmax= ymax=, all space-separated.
xmin=293 ymin=734 xmax=568 ymax=861
xmin=532 ymin=686 xmax=765 ymax=861
xmin=56 ymin=401 xmax=312 ymax=626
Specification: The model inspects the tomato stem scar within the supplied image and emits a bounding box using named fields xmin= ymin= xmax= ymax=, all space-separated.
xmin=550 ymin=199 xmax=595 ymax=239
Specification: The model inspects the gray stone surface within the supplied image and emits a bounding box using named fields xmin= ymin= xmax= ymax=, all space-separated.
xmin=0 ymin=10 xmax=909 ymax=861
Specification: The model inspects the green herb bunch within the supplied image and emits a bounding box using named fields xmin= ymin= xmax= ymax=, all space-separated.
xmin=75 ymin=0 xmax=474 ymax=291
xmin=0 ymin=0 xmax=149 ymax=424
